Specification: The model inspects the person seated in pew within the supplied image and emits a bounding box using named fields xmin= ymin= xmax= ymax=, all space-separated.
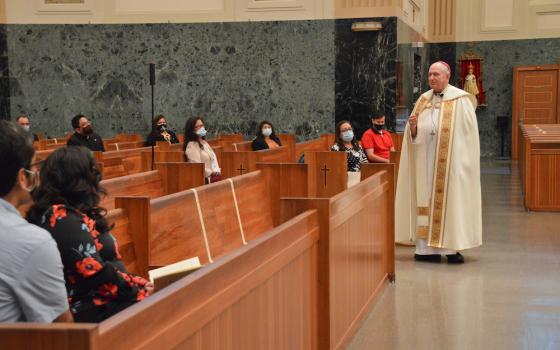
xmin=67 ymin=114 xmax=105 ymax=152
xmin=361 ymin=113 xmax=395 ymax=163
xmin=16 ymin=115 xmax=39 ymax=141
xmin=0 ymin=121 xmax=72 ymax=323
xmin=27 ymin=147 xmax=153 ymax=323
xmin=184 ymin=117 xmax=222 ymax=183
xmin=331 ymin=120 xmax=368 ymax=187
xmin=145 ymin=114 xmax=180 ymax=146
xmin=251 ymin=120 xmax=282 ymax=151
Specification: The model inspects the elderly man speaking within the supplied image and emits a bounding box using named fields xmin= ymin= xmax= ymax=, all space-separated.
xmin=396 ymin=61 xmax=482 ymax=264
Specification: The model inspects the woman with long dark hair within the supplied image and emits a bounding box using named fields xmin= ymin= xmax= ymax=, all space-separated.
xmin=251 ymin=120 xmax=282 ymax=151
xmin=331 ymin=120 xmax=367 ymax=187
xmin=27 ymin=146 xmax=153 ymax=323
xmin=145 ymin=114 xmax=179 ymax=146
xmin=183 ymin=117 xmax=221 ymax=183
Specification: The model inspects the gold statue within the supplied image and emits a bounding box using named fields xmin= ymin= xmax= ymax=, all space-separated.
xmin=463 ymin=62 xmax=479 ymax=96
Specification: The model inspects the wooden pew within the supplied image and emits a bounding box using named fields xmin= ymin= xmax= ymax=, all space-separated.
xmin=304 ymin=151 xmax=347 ymax=198
xmin=34 ymin=139 xmax=67 ymax=151
xmin=105 ymin=141 xmax=145 ymax=152
xmin=256 ymin=163 xmax=309 ymax=226
xmin=0 ymin=210 xmax=321 ymax=350
xmin=220 ymin=146 xmax=292 ymax=179
xmin=95 ymin=147 xmax=154 ymax=180
xmin=115 ymin=133 xmax=142 ymax=142
xmin=113 ymin=170 xmax=275 ymax=271
xmin=155 ymin=141 xmax=182 ymax=151
xmin=206 ymin=133 xmax=244 ymax=152
xmin=518 ymin=124 xmax=560 ymax=211
xmin=0 ymin=166 xmax=394 ymax=350
xmin=233 ymin=134 xmax=297 ymax=159
xmin=295 ymin=134 xmax=335 ymax=161
xmin=281 ymin=169 xmax=395 ymax=349
xmin=390 ymin=132 xmax=404 ymax=152
xmin=100 ymin=163 xmax=205 ymax=210
xmin=233 ymin=140 xmax=253 ymax=151
xmin=277 ymin=133 xmax=297 ymax=160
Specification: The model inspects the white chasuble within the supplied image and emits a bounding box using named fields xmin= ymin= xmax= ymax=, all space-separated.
xmin=396 ymin=85 xmax=482 ymax=251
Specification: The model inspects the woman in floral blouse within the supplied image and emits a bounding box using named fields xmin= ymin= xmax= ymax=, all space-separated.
xmin=27 ymin=147 xmax=153 ymax=322
xmin=331 ymin=120 xmax=368 ymax=172
xmin=331 ymin=120 xmax=368 ymax=187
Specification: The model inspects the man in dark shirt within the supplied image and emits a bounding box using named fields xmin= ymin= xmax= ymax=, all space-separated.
xmin=67 ymin=114 xmax=105 ymax=152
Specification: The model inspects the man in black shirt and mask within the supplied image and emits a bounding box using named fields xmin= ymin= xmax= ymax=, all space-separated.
xmin=67 ymin=114 xmax=105 ymax=152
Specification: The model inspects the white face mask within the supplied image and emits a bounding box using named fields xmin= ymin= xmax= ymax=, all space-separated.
xmin=23 ymin=169 xmax=39 ymax=193
xmin=262 ymin=127 xmax=272 ymax=137
xmin=196 ymin=127 xmax=207 ymax=137
xmin=341 ymin=130 xmax=354 ymax=142
xmin=22 ymin=125 xmax=30 ymax=132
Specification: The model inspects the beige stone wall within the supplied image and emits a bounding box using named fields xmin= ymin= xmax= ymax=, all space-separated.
xmin=0 ymin=0 xmax=335 ymax=24
xmin=455 ymin=0 xmax=560 ymax=41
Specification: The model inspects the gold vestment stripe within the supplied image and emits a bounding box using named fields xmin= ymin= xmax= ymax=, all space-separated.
xmin=417 ymin=226 xmax=429 ymax=239
xmin=429 ymin=100 xmax=455 ymax=247
xmin=417 ymin=207 xmax=430 ymax=216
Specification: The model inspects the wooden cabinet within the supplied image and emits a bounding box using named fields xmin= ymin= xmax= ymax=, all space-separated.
xmin=512 ymin=64 xmax=560 ymax=159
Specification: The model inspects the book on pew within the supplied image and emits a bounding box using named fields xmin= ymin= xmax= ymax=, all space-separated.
xmin=148 ymin=257 xmax=202 ymax=291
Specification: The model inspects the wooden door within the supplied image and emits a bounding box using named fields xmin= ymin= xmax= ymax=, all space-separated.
xmin=512 ymin=65 xmax=559 ymax=159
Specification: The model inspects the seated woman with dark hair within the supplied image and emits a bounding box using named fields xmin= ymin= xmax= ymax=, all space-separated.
xmin=251 ymin=120 xmax=282 ymax=151
xmin=183 ymin=117 xmax=221 ymax=184
xmin=145 ymin=114 xmax=179 ymax=146
xmin=331 ymin=120 xmax=367 ymax=187
xmin=27 ymin=147 xmax=153 ymax=323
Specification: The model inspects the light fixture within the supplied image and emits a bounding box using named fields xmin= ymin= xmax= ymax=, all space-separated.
xmin=351 ymin=22 xmax=383 ymax=32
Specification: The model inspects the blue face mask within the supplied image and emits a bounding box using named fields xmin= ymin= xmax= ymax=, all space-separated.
xmin=341 ymin=130 xmax=354 ymax=142
xmin=196 ymin=127 xmax=207 ymax=137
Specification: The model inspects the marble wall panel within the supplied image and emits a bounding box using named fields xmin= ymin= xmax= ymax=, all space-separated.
xmin=7 ymin=21 xmax=335 ymax=140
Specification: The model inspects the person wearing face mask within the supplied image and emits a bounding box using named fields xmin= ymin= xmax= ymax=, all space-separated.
xmin=183 ymin=117 xmax=221 ymax=183
xmin=67 ymin=114 xmax=105 ymax=152
xmin=16 ymin=115 xmax=39 ymax=141
xmin=145 ymin=115 xmax=179 ymax=147
xmin=331 ymin=120 xmax=368 ymax=187
xmin=0 ymin=121 xmax=72 ymax=323
xmin=251 ymin=121 xmax=282 ymax=151
xmin=27 ymin=146 xmax=153 ymax=322
xmin=361 ymin=114 xmax=395 ymax=163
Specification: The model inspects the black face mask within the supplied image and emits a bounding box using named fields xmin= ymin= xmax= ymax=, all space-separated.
xmin=373 ymin=124 xmax=385 ymax=132
xmin=157 ymin=124 xmax=168 ymax=132
xmin=83 ymin=125 xmax=94 ymax=135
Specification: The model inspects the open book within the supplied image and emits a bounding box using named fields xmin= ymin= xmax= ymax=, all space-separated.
xmin=148 ymin=257 xmax=202 ymax=291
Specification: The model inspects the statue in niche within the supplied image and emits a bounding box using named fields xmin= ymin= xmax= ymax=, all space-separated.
xmin=463 ymin=63 xmax=479 ymax=97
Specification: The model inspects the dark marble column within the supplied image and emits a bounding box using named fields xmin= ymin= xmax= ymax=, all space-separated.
xmin=0 ymin=24 xmax=9 ymax=120
xmin=335 ymin=17 xmax=397 ymax=139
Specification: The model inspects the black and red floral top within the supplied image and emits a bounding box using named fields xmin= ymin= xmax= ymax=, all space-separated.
xmin=39 ymin=204 xmax=150 ymax=322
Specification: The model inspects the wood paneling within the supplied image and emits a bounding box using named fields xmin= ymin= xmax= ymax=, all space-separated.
xmin=304 ymin=151 xmax=347 ymax=198
xmin=518 ymin=124 xmax=560 ymax=211
xmin=256 ymin=162 xmax=309 ymax=225
xmin=280 ymin=170 xmax=394 ymax=349
xmin=512 ymin=65 xmax=560 ymax=158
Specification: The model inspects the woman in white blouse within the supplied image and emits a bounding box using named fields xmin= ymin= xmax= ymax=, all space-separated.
xmin=183 ymin=117 xmax=221 ymax=183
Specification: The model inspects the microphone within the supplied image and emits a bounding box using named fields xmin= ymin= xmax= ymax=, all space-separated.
xmin=149 ymin=63 xmax=156 ymax=86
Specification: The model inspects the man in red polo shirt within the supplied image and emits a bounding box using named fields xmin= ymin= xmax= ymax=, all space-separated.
xmin=361 ymin=114 xmax=395 ymax=163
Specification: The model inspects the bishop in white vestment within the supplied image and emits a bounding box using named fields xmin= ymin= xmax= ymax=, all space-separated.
xmin=395 ymin=61 xmax=482 ymax=263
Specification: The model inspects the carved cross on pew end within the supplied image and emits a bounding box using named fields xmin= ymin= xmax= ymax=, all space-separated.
xmin=321 ymin=164 xmax=330 ymax=187
xmin=236 ymin=163 xmax=247 ymax=175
